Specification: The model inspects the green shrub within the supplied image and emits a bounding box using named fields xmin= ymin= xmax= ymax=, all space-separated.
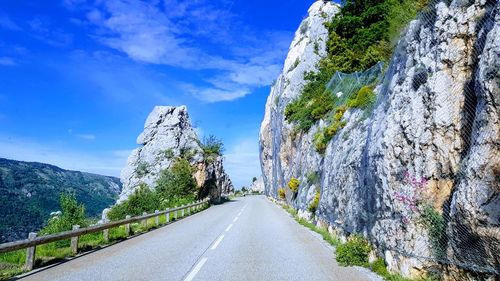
xmin=40 ymin=193 xmax=88 ymax=235
xmin=308 ymin=190 xmax=320 ymax=213
xmin=419 ymin=205 xmax=446 ymax=258
xmin=135 ymin=162 xmax=149 ymax=177
xmin=285 ymin=0 xmax=425 ymax=134
xmin=306 ymin=171 xmax=319 ymax=185
xmin=201 ymin=135 xmax=224 ymax=156
xmin=278 ymin=188 xmax=286 ymax=200
xmin=107 ymin=184 xmax=160 ymax=220
xmin=156 ymin=158 xmax=197 ymax=206
xmin=347 ymin=86 xmax=376 ymax=109
xmin=288 ymin=178 xmax=300 ymax=193
xmin=336 ymin=234 xmax=372 ymax=266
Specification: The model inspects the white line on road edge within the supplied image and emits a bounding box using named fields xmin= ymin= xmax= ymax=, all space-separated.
xmin=238 ymin=212 xmax=242 ymax=216
xmin=225 ymin=224 xmax=233 ymax=232
xmin=233 ymin=217 xmax=238 ymax=222
xmin=211 ymin=235 xmax=225 ymax=250
xmin=184 ymin=257 xmax=208 ymax=281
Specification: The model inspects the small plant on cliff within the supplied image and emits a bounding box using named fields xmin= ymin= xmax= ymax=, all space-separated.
xmin=306 ymin=171 xmax=320 ymax=185
xmin=288 ymin=178 xmax=300 ymax=193
xmin=419 ymin=205 xmax=446 ymax=258
xmin=278 ymin=187 xmax=286 ymax=200
xmin=395 ymin=171 xmax=447 ymax=259
xmin=336 ymin=234 xmax=372 ymax=266
xmin=308 ymin=190 xmax=320 ymax=213
xmin=135 ymin=162 xmax=150 ymax=177
xmin=347 ymin=86 xmax=376 ymax=109
xmin=201 ymin=135 xmax=224 ymax=156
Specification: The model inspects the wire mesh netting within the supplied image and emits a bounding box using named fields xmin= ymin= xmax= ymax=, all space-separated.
xmin=293 ymin=0 xmax=498 ymax=278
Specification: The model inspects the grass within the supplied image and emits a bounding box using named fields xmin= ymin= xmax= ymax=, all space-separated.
xmin=0 ymin=203 xmax=208 ymax=280
xmin=279 ymin=202 xmax=435 ymax=281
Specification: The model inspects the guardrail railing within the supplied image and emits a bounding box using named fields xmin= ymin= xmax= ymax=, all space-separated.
xmin=0 ymin=199 xmax=210 ymax=271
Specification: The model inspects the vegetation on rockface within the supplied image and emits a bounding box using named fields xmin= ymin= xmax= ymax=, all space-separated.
xmin=0 ymin=158 xmax=120 ymax=243
xmin=285 ymin=0 xmax=427 ymax=148
xmin=336 ymin=234 xmax=372 ymax=266
xmin=306 ymin=171 xmax=320 ymax=185
xmin=278 ymin=187 xmax=286 ymax=200
xmin=108 ymin=157 xmax=198 ymax=221
xmin=201 ymin=135 xmax=224 ymax=156
xmin=308 ymin=190 xmax=321 ymax=213
xmin=288 ymin=178 xmax=300 ymax=193
xmin=419 ymin=205 xmax=446 ymax=258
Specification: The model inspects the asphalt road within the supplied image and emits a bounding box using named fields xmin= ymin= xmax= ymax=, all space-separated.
xmin=17 ymin=196 xmax=375 ymax=281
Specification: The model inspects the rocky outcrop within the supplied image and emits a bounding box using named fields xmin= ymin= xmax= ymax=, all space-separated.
xmin=250 ymin=177 xmax=265 ymax=193
xmin=260 ymin=0 xmax=499 ymax=278
xmin=118 ymin=106 xmax=233 ymax=204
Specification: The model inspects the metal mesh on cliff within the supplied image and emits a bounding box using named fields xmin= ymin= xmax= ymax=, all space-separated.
xmin=313 ymin=0 xmax=499 ymax=278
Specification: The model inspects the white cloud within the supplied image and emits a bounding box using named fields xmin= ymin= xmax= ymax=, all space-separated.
xmin=0 ymin=135 xmax=130 ymax=177
xmin=223 ymin=137 xmax=261 ymax=188
xmin=0 ymin=15 xmax=21 ymax=31
xmin=77 ymin=134 xmax=96 ymax=140
xmin=68 ymin=0 xmax=292 ymax=103
xmin=28 ymin=18 xmax=73 ymax=47
xmin=0 ymin=57 xmax=16 ymax=66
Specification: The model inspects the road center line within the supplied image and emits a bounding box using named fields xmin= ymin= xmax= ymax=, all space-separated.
xmin=237 ymin=211 xmax=242 ymax=216
xmin=183 ymin=257 xmax=208 ymax=281
xmin=233 ymin=217 xmax=238 ymax=222
xmin=211 ymin=235 xmax=225 ymax=250
xmin=225 ymin=224 xmax=233 ymax=232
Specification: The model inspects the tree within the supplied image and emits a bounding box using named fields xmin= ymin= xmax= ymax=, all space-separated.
xmin=41 ymin=193 xmax=87 ymax=234
xmin=156 ymin=158 xmax=197 ymax=203
xmin=252 ymin=177 xmax=257 ymax=183
xmin=201 ymin=135 xmax=224 ymax=156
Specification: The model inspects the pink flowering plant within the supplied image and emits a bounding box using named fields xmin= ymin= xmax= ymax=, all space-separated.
xmin=393 ymin=171 xmax=428 ymax=224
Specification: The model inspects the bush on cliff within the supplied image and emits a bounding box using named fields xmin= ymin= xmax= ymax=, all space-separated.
xmin=285 ymin=0 xmax=425 ymax=133
xmin=108 ymin=158 xmax=198 ymax=220
xmin=201 ymin=135 xmax=224 ymax=156
xmin=278 ymin=188 xmax=286 ymax=200
xmin=288 ymin=178 xmax=300 ymax=193
xmin=336 ymin=234 xmax=372 ymax=266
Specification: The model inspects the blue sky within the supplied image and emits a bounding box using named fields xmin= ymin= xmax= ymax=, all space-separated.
xmin=0 ymin=0 xmax=316 ymax=188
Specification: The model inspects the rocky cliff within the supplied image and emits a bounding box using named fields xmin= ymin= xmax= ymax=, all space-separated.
xmin=118 ymin=106 xmax=233 ymax=204
xmin=260 ymin=0 xmax=498 ymax=278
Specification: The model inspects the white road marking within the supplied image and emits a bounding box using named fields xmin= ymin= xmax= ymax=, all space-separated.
xmin=211 ymin=235 xmax=225 ymax=250
xmin=237 ymin=211 xmax=242 ymax=216
xmin=233 ymin=217 xmax=238 ymax=222
xmin=225 ymin=224 xmax=233 ymax=232
xmin=184 ymin=257 xmax=208 ymax=281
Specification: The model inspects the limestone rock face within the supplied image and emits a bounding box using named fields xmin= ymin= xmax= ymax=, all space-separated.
xmin=118 ymin=106 xmax=233 ymax=204
xmin=260 ymin=0 xmax=499 ymax=278
xmin=250 ymin=177 xmax=265 ymax=193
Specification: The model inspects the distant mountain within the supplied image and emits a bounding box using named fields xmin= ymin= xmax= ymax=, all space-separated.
xmin=0 ymin=158 xmax=121 ymax=243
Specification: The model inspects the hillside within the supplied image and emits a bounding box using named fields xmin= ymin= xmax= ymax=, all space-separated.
xmin=0 ymin=158 xmax=121 ymax=243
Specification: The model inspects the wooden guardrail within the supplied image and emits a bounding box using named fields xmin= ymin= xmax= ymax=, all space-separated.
xmin=0 ymin=199 xmax=210 ymax=271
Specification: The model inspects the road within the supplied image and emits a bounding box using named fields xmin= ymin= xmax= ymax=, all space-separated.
xmin=16 ymin=196 xmax=375 ymax=281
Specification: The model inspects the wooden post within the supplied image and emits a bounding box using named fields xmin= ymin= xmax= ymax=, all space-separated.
xmin=166 ymin=209 xmax=170 ymax=223
xmin=125 ymin=215 xmax=131 ymax=236
xmin=155 ymin=210 xmax=159 ymax=226
xmin=174 ymin=207 xmax=178 ymax=220
xmin=71 ymin=225 xmax=80 ymax=255
xmin=181 ymin=206 xmax=185 ymax=217
xmin=103 ymin=229 xmax=109 ymax=243
xmin=142 ymin=212 xmax=147 ymax=228
xmin=24 ymin=232 xmax=37 ymax=271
